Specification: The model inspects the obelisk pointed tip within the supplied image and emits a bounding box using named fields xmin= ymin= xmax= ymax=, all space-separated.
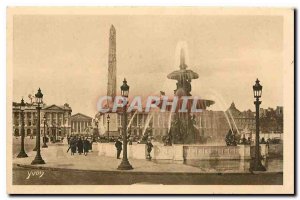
xmin=110 ymin=24 xmax=116 ymax=31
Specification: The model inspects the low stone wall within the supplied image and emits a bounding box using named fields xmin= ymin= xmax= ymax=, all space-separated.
xmin=250 ymin=144 xmax=269 ymax=158
xmin=268 ymin=144 xmax=283 ymax=157
xmin=97 ymin=143 xmax=255 ymax=161
xmin=183 ymin=145 xmax=251 ymax=160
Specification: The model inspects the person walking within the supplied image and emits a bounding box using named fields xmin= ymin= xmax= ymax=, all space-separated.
xmin=83 ymin=137 xmax=90 ymax=156
xmin=115 ymin=138 xmax=122 ymax=159
xmin=67 ymin=136 xmax=72 ymax=153
xmin=77 ymin=137 xmax=83 ymax=155
xmin=70 ymin=137 xmax=77 ymax=156
xmin=146 ymin=139 xmax=153 ymax=160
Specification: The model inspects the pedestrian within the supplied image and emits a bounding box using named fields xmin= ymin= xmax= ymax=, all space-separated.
xmin=67 ymin=136 xmax=72 ymax=153
xmin=146 ymin=139 xmax=153 ymax=160
xmin=89 ymin=139 xmax=93 ymax=152
xmin=83 ymin=137 xmax=90 ymax=156
xmin=115 ymin=138 xmax=122 ymax=159
xmin=77 ymin=137 xmax=83 ymax=155
xmin=70 ymin=137 xmax=77 ymax=155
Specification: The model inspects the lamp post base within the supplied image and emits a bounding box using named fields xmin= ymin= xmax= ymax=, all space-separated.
xmin=42 ymin=144 xmax=48 ymax=148
xmin=250 ymin=162 xmax=266 ymax=172
xmin=31 ymin=155 xmax=45 ymax=165
xmin=17 ymin=151 xmax=28 ymax=158
xmin=117 ymin=159 xmax=133 ymax=170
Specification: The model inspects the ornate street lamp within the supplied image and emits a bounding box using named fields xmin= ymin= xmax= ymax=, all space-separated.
xmin=42 ymin=114 xmax=48 ymax=148
xmin=251 ymin=79 xmax=266 ymax=171
xmin=117 ymin=78 xmax=133 ymax=170
xmin=138 ymin=122 xmax=141 ymax=137
xmin=33 ymin=113 xmax=37 ymax=151
xmin=107 ymin=114 xmax=110 ymax=143
xmin=17 ymin=98 xmax=28 ymax=158
xmin=94 ymin=118 xmax=99 ymax=137
xmin=31 ymin=88 xmax=45 ymax=165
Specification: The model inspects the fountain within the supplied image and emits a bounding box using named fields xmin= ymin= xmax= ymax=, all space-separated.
xmin=98 ymin=45 xmax=262 ymax=164
xmin=166 ymin=48 xmax=214 ymax=144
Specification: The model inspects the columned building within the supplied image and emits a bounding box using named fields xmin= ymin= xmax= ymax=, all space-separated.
xmin=12 ymin=102 xmax=72 ymax=137
xmin=70 ymin=113 xmax=93 ymax=135
xmin=96 ymin=102 xmax=283 ymax=144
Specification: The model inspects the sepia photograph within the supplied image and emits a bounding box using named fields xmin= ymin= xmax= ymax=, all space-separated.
xmin=6 ymin=7 xmax=294 ymax=194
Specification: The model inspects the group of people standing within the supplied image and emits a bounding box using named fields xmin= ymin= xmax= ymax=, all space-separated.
xmin=67 ymin=136 xmax=91 ymax=156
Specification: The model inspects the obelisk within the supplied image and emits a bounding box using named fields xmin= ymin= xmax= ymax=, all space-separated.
xmin=107 ymin=25 xmax=117 ymax=102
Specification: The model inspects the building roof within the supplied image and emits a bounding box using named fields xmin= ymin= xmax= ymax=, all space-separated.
xmin=13 ymin=102 xmax=72 ymax=112
xmin=71 ymin=113 xmax=93 ymax=120
xmin=226 ymin=102 xmax=241 ymax=116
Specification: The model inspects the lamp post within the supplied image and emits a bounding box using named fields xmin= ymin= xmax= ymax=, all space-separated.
xmin=117 ymin=78 xmax=133 ymax=170
xmin=42 ymin=114 xmax=48 ymax=148
xmin=33 ymin=113 xmax=37 ymax=151
xmin=31 ymin=88 xmax=45 ymax=165
xmin=107 ymin=114 xmax=110 ymax=143
xmin=251 ymin=79 xmax=266 ymax=171
xmin=17 ymin=98 xmax=28 ymax=158
xmin=95 ymin=118 xmax=99 ymax=137
xmin=138 ymin=122 xmax=141 ymax=137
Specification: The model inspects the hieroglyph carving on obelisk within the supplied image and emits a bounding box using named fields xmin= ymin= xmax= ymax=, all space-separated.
xmin=107 ymin=25 xmax=117 ymax=103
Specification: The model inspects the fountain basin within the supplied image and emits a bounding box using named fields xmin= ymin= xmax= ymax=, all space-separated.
xmin=97 ymin=143 xmax=268 ymax=161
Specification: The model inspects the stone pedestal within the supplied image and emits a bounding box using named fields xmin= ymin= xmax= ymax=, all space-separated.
xmin=238 ymin=145 xmax=251 ymax=160
xmin=260 ymin=144 xmax=268 ymax=158
xmin=173 ymin=145 xmax=184 ymax=163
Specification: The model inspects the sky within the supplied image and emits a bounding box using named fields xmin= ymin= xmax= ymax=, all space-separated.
xmin=13 ymin=15 xmax=283 ymax=117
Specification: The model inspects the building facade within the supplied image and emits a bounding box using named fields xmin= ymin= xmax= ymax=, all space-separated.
xmin=12 ymin=102 xmax=72 ymax=137
xmin=70 ymin=113 xmax=93 ymax=135
xmin=95 ymin=102 xmax=283 ymax=144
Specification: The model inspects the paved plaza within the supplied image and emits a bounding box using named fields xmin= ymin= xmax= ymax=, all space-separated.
xmin=12 ymin=141 xmax=283 ymax=185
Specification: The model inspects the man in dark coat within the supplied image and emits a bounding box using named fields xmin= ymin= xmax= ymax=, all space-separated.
xmin=146 ymin=140 xmax=153 ymax=160
xmin=115 ymin=138 xmax=122 ymax=159
xmin=83 ymin=137 xmax=90 ymax=156
xmin=70 ymin=137 xmax=77 ymax=155
xmin=77 ymin=137 xmax=84 ymax=155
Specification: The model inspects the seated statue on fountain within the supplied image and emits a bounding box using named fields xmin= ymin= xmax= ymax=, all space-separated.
xmin=225 ymin=129 xmax=239 ymax=146
xmin=162 ymin=134 xmax=172 ymax=146
xmin=168 ymin=113 xmax=198 ymax=144
xmin=175 ymin=77 xmax=192 ymax=96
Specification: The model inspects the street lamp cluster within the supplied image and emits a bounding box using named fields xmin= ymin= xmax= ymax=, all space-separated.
xmin=107 ymin=114 xmax=110 ymax=142
xmin=17 ymin=88 xmax=46 ymax=165
xmin=17 ymin=98 xmax=28 ymax=158
xmin=117 ymin=78 xmax=133 ymax=170
xmin=42 ymin=115 xmax=48 ymax=148
xmin=251 ymin=78 xmax=266 ymax=171
xmin=31 ymin=88 xmax=46 ymax=165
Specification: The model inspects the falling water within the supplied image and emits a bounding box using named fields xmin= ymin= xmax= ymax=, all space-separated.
xmin=210 ymin=90 xmax=241 ymax=135
xmin=209 ymin=91 xmax=240 ymax=135
xmin=226 ymin=108 xmax=241 ymax=135
xmin=141 ymin=112 xmax=154 ymax=136
xmin=174 ymin=41 xmax=190 ymax=67
xmin=127 ymin=110 xmax=138 ymax=130
xmin=167 ymin=111 xmax=173 ymax=133
xmin=207 ymin=90 xmax=235 ymax=134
